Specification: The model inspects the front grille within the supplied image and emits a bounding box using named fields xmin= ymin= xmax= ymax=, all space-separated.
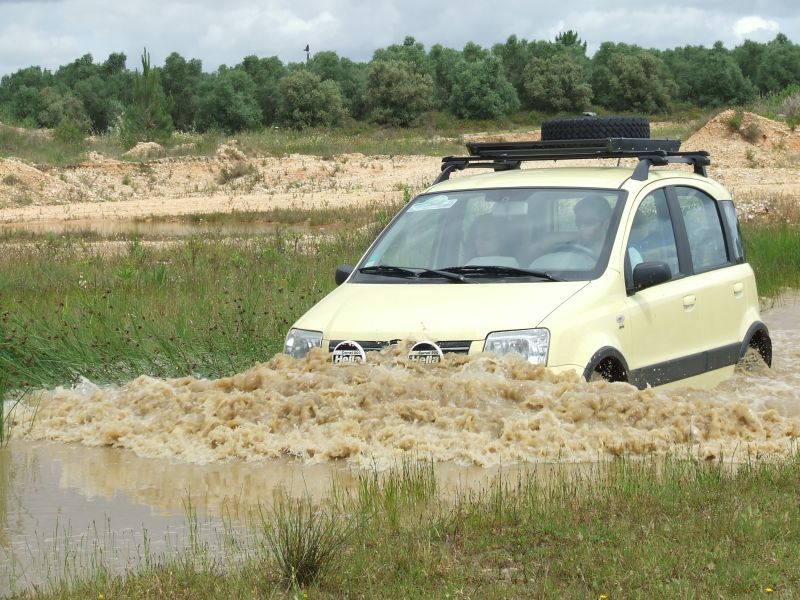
xmin=328 ymin=340 xmax=472 ymax=355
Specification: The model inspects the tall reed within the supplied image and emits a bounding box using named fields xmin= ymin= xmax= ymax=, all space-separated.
xmin=0 ymin=228 xmax=373 ymax=397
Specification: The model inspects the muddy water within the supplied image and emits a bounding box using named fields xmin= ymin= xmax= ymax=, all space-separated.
xmin=2 ymin=298 xmax=799 ymax=593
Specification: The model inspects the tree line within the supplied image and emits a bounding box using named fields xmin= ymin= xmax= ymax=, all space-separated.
xmin=1 ymin=31 xmax=799 ymax=147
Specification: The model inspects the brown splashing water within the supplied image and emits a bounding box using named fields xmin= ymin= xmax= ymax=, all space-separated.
xmin=2 ymin=298 xmax=799 ymax=593
xmin=8 ymin=336 xmax=800 ymax=467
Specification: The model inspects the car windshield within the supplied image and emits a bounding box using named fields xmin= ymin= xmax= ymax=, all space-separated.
xmin=355 ymin=187 xmax=624 ymax=282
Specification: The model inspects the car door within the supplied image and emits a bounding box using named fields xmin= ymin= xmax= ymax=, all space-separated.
xmin=669 ymin=186 xmax=747 ymax=367
xmin=622 ymin=187 xmax=706 ymax=387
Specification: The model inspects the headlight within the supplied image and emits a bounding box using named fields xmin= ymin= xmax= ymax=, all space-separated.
xmin=284 ymin=328 xmax=323 ymax=359
xmin=484 ymin=329 xmax=549 ymax=364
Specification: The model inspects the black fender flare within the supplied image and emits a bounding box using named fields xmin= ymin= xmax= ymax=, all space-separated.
xmin=740 ymin=321 xmax=772 ymax=367
xmin=582 ymin=346 xmax=630 ymax=382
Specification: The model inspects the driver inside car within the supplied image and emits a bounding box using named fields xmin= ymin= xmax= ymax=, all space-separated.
xmin=528 ymin=194 xmax=612 ymax=269
xmin=572 ymin=195 xmax=612 ymax=255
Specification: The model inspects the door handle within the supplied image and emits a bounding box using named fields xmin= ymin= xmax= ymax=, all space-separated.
xmin=683 ymin=294 xmax=696 ymax=310
xmin=733 ymin=282 xmax=744 ymax=298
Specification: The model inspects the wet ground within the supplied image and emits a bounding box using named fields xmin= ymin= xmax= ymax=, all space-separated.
xmin=1 ymin=295 xmax=799 ymax=595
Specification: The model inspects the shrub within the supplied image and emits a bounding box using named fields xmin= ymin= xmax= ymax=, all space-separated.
xmin=448 ymin=55 xmax=519 ymax=119
xmin=522 ymin=53 xmax=592 ymax=112
xmin=781 ymin=92 xmax=800 ymax=130
xmin=276 ymin=70 xmax=345 ymax=129
xmin=727 ymin=110 xmax=743 ymax=132
xmin=262 ymin=499 xmax=353 ymax=587
xmin=54 ymin=120 xmax=86 ymax=146
xmin=742 ymin=121 xmax=763 ymax=143
xmin=365 ymin=60 xmax=434 ymax=127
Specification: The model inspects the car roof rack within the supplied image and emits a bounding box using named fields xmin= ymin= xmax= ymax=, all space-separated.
xmin=434 ymin=138 xmax=710 ymax=184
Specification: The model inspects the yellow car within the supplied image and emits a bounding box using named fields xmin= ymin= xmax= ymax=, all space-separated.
xmin=285 ymin=116 xmax=772 ymax=389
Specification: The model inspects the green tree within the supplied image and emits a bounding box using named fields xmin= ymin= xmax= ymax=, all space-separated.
xmin=74 ymin=74 xmax=124 ymax=132
xmin=591 ymin=43 xmax=676 ymax=113
xmin=53 ymin=54 xmax=97 ymax=89
xmin=162 ymin=52 xmax=204 ymax=131
xmin=306 ymin=51 xmax=368 ymax=118
xmin=120 ymin=48 xmax=174 ymax=147
xmin=240 ymin=55 xmax=287 ymax=125
xmin=372 ymin=36 xmax=431 ymax=74
xmin=492 ymin=35 xmax=534 ymax=94
xmin=36 ymin=87 xmax=91 ymax=131
xmin=732 ymin=39 xmax=765 ymax=86
xmin=662 ymin=43 xmax=756 ymax=107
xmin=195 ymin=66 xmax=262 ymax=133
xmin=753 ymin=34 xmax=800 ymax=94
xmin=429 ymin=44 xmax=462 ymax=110
xmin=448 ymin=54 xmax=519 ymax=119
xmin=0 ymin=66 xmax=52 ymax=124
xmin=522 ymin=52 xmax=592 ymax=112
xmin=555 ymin=30 xmax=587 ymax=54
xmin=492 ymin=35 xmax=566 ymax=100
xmin=7 ymin=85 xmax=42 ymax=125
xmin=275 ymin=69 xmax=345 ymax=128
xmin=365 ymin=59 xmax=434 ymax=127
xmin=52 ymin=53 xmax=130 ymax=132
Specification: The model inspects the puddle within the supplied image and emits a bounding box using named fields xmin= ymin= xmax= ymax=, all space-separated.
xmin=1 ymin=296 xmax=799 ymax=594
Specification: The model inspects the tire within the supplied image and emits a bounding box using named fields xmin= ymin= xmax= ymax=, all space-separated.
xmin=541 ymin=116 xmax=650 ymax=141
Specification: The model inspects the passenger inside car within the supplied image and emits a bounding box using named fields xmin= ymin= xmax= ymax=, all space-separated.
xmin=465 ymin=214 xmax=520 ymax=267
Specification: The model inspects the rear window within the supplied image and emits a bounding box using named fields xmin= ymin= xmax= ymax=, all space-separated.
xmin=674 ymin=187 xmax=728 ymax=272
xmin=720 ymin=200 xmax=745 ymax=263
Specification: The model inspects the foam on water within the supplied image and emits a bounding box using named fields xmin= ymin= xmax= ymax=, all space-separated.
xmin=9 ymin=333 xmax=800 ymax=468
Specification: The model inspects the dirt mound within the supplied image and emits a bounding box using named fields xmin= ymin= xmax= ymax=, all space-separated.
xmin=123 ymin=142 xmax=166 ymax=160
xmin=684 ymin=109 xmax=800 ymax=168
xmin=463 ymin=129 xmax=541 ymax=143
xmin=216 ymin=141 xmax=246 ymax=162
xmin=0 ymin=158 xmax=93 ymax=208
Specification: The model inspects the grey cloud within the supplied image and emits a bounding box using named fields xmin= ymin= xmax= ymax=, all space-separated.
xmin=1 ymin=0 xmax=798 ymax=76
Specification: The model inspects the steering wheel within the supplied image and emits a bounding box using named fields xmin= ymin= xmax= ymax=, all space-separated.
xmin=550 ymin=242 xmax=596 ymax=260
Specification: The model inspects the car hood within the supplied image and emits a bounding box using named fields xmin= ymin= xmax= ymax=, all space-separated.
xmin=293 ymin=280 xmax=590 ymax=342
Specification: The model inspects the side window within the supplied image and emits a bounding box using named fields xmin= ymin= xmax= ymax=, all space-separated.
xmin=627 ymin=188 xmax=679 ymax=277
xmin=720 ymin=201 xmax=745 ymax=263
xmin=675 ymin=187 xmax=728 ymax=271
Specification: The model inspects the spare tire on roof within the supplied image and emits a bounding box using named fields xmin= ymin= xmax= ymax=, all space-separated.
xmin=541 ymin=115 xmax=650 ymax=141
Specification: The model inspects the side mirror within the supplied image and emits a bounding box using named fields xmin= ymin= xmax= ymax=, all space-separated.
xmin=335 ymin=265 xmax=354 ymax=286
xmin=631 ymin=261 xmax=671 ymax=293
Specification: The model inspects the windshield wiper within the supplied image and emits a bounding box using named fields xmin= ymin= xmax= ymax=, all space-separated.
xmin=442 ymin=265 xmax=564 ymax=282
xmin=359 ymin=265 xmax=473 ymax=283
xmin=359 ymin=265 xmax=419 ymax=278
xmin=416 ymin=268 xmax=473 ymax=283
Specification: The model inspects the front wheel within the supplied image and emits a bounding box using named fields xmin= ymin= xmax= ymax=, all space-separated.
xmin=587 ymin=356 xmax=628 ymax=383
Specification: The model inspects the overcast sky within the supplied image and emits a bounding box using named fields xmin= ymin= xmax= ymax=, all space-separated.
xmin=1 ymin=0 xmax=798 ymax=77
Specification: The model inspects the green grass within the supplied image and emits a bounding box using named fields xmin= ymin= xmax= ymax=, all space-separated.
xmin=743 ymin=222 xmax=800 ymax=296
xmin=0 ymin=123 xmax=87 ymax=166
xmin=740 ymin=191 xmax=800 ymax=297
xmin=6 ymin=453 xmax=800 ymax=598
